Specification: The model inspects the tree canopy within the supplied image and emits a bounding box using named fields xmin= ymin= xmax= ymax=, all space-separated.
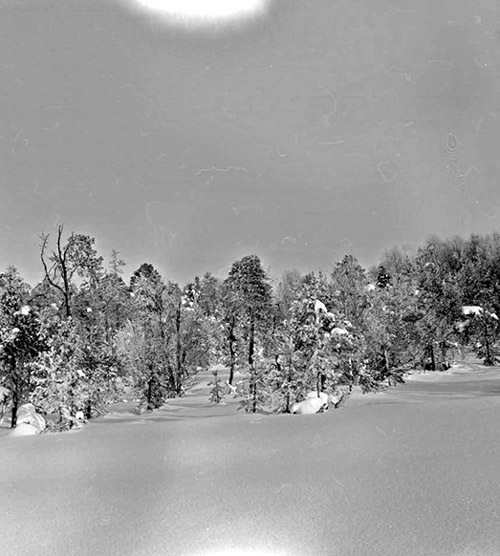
xmin=1 ymin=230 xmax=499 ymax=425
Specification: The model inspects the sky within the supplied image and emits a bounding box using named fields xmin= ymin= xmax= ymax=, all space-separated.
xmin=1 ymin=0 xmax=499 ymax=286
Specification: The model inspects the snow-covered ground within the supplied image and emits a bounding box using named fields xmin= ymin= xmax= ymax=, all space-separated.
xmin=2 ymin=363 xmax=500 ymax=556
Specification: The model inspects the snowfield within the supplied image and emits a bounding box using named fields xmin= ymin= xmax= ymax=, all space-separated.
xmin=2 ymin=363 xmax=500 ymax=556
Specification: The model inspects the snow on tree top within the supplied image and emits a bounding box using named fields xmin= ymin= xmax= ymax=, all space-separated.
xmin=462 ymin=306 xmax=483 ymax=316
xmin=314 ymin=300 xmax=328 ymax=313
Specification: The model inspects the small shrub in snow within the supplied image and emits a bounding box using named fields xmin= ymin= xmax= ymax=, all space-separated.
xmin=328 ymin=387 xmax=350 ymax=408
xmin=208 ymin=369 xmax=225 ymax=404
xmin=237 ymin=363 xmax=270 ymax=413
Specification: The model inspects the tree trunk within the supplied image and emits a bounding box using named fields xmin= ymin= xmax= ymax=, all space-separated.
xmin=63 ymin=291 xmax=71 ymax=318
xmin=248 ymin=313 xmax=255 ymax=367
xmin=146 ymin=374 xmax=154 ymax=411
xmin=285 ymin=360 xmax=292 ymax=413
xmin=440 ymin=340 xmax=447 ymax=361
xmin=439 ymin=341 xmax=450 ymax=370
xmin=251 ymin=367 xmax=257 ymax=413
xmin=429 ymin=344 xmax=436 ymax=371
xmin=58 ymin=404 xmax=72 ymax=429
xmin=175 ymin=305 xmax=183 ymax=392
xmin=10 ymin=391 xmax=19 ymax=429
xmin=483 ymin=319 xmax=493 ymax=365
xmin=85 ymin=399 xmax=92 ymax=420
xmin=57 ymin=227 xmax=72 ymax=318
xmin=383 ymin=347 xmax=390 ymax=374
xmin=213 ymin=371 xmax=221 ymax=403
xmin=228 ymin=317 xmax=236 ymax=385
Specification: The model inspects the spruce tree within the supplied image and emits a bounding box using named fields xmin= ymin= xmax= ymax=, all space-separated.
xmin=224 ymin=255 xmax=273 ymax=368
xmin=208 ymin=369 xmax=225 ymax=404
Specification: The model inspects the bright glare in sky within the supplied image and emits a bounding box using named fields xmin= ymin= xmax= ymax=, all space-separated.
xmin=195 ymin=550 xmax=287 ymax=556
xmin=127 ymin=0 xmax=269 ymax=25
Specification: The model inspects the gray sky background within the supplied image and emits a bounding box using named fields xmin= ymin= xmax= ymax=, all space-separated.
xmin=1 ymin=0 xmax=499 ymax=286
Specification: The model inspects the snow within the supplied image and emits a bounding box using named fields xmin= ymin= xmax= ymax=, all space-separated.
xmin=2 ymin=364 xmax=500 ymax=555
xmin=305 ymin=391 xmax=329 ymax=404
xmin=0 ymin=385 xmax=9 ymax=402
xmin=292 ymin=390 xmax=346 ymax=413
xmin=75 ymin=410 xmax=85 ymax=422
xmin=291 ymin=396 xmax=325 ymax=414
xmin=330 ymin=326 xmax=349 ymax=335
xmin=8 ymin=422 xmax=39 ymax=436
xmin=314 ymin=299 xmax=327 ymax=314
xmin=462 ymin=305 xmax=483 ymax=316
xmin=225 ymin=380 xmax=238 ymax=395
xmin=14 ymin=403 xmax=46 ymax=433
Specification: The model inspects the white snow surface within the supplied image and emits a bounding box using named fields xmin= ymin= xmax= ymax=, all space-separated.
xmin=305 ymin=391 xmax=329 ymax=403
xmin=2 ymin=363 xmax=500 ymax=556
xmin=462 ymin=305 xmax=483 ymax=316
xmin=8 ymin=422 xmax=39 ymax=436
xmin=291 ymin=396 xmax=325 ymax=414
xmin=314 ymin=299 xmax=328 ymax=314
xmin=330 ymin=326 xmax=349 ymax=336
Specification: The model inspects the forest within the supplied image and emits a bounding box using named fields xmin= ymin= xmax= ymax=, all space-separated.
xmin=1 ymin=226 xmax=500 ymax=430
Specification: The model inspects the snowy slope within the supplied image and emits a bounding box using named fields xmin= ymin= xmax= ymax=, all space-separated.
xmin=2 ymin=364 xmax=500 ymax=556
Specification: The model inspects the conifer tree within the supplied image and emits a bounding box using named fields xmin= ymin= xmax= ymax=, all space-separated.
xmin=30 ymin=317 xmax=87 ymax=430
xmin=208 ymin=369 xmax=225 ymax=404
xmin=331 ymin=254 xmax=368 ymax=327
xmin=414 ymin=238 xmax=462 ymax=370
xmin=0 ymin=268 xmax=48 ymax=427
xmin=237 ymin=356 xmax=270 ymax=413
xmin=124 ymin=264 xmax=172 ymax=409
xmin=224 ymin=255 xmax=273 ymax=369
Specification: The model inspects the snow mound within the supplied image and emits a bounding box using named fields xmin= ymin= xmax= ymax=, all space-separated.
xmin=306 ymin=391 xmax=329 ymax=405
xmin=9 ymin=423 xmax=39 ymax=437
xmin=16 ymin=403 xmax=46 ymax=433
xmin=291 ymin=397 xmax=325 ymax=415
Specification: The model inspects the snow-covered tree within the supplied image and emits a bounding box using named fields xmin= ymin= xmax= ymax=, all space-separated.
xmin=360 ymin=274 xmax=418 ymax=387
xmin=0 ymin=268 xmax=48 ymax=427
xmin=330 ymin=254 xmax=369 ymax=327
xmin=224 ymin=255 xmax=273 ymax=369
xmin=413 ymin=239 xmax=463 ymax=370
xmin=237 ymin=355 xmax=270 ymax=414
xmin=30 ymin=317 xmax=87 ymax=429
xmin=265 ymin=274 xmax=356 ymax=412
xmin=207 ymin=368 xmax=225 ymax=404
xmin=120 ymin=266 xmax=172 ymax=409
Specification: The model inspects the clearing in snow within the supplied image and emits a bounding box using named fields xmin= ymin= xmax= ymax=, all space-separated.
xmin=2 ymin=362 xmax=500 ymax=556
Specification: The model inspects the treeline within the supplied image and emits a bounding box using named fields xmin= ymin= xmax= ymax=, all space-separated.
xmin=1 ymin=227 xmax=500 ymax=427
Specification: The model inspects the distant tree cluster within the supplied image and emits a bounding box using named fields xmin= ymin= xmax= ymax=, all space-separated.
xmin=1 ymin=227 xmax=500 ymax=426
